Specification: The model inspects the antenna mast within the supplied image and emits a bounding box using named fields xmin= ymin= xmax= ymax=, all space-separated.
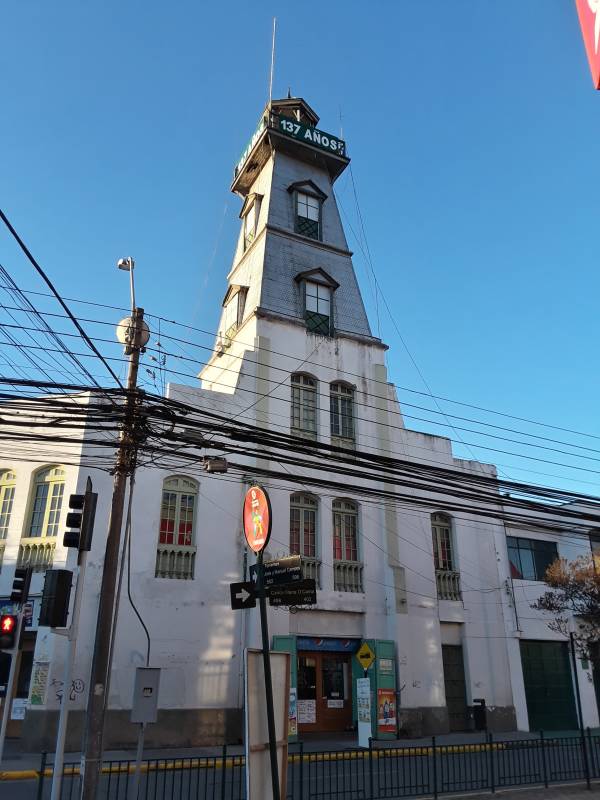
xmin=268 ymin=17 xmax=277 ymax=106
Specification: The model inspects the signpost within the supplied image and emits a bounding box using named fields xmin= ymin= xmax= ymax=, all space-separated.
xmin=243 ymin=486 xmax=279 ymax=800
xmin=230 ymin=581 xmax=257 ymax=610
xmin=268 ymin=579 xmax=316 ymax=608
xmin=231 ymin=487 xmax=318 ymax=797
xmin=250 ymin=555 xmax=301 ymax=587
xmin=356 ymin=642 xmax=375 ymax=672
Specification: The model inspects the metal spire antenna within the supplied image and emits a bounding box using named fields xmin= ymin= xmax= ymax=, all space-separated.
xmin=268 ymin=17 xmax=276 ymax=105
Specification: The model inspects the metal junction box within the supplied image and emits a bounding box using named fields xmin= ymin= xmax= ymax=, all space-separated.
xmin=131 ymin=667 xmax=161 ymax=724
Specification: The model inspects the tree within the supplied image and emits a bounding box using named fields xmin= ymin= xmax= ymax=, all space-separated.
xmin=532 ymin=554 xmax=600 ymax=663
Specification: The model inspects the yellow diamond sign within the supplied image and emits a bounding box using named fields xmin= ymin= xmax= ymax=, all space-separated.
xmin=356 ymin=642 xmax=375 ymax=671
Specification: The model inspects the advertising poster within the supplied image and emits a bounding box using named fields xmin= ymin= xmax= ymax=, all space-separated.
xmin=357 ymin=677 xmax=371 ymax=748
xmin=11 ymin=697 xmax=27 ymax=720
xmin=297 ymin=699 xmax=315 ymax=724
xmin=288 ymin=688 xmax=297 ymax=737
xmin=29 ymin=661 xmax=50 ymax=706
xmin=377 ymin=688 xmax=397 ymax=734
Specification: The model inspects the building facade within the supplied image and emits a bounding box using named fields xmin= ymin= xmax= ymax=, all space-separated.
xmin=0 ymin=97 xmax=597 ymax=750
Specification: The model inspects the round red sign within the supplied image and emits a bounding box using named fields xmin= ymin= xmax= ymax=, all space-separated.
xmin=243 ymin=485 xmax=272 ymax=553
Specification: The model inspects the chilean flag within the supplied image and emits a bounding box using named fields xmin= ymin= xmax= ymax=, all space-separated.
xmin=575 ymin=0 xmax=600 ymax=88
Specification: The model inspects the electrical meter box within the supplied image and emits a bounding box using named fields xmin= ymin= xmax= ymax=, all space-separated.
xmin=131 ymin=667 xmax=161 ymax=724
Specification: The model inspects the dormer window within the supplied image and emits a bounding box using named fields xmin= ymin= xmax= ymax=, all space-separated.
xmin=295 ymin=268 xmax=339 ymax=337
xmin=305 ymin=282 xmax=330 ymax=335
xmin=240 ymin=193 xmax=262 ymax=251
xmin=288 ymin=181 xmax=327 ymax=242
xmin=221 ymin=285 xmax=248 ymax=341
xmin=296 ymin=192 xmax=320 ymax=239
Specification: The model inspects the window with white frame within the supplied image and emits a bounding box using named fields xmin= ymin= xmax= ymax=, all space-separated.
xmin=291 ymin=374 xmax=317 ymax=437
xmin=26 ymin=466 xmax=65 ymax=538
xmin=290 ymin=493 xmax=317 ymax=557
xmin=431 ymin=512 xmax=454 ymax=571
xmin=159 ymin=476 xmax=198 ymax=547
xmin=222 ymin=287 xmax=248 ymax=339
xmin=333 ymin=499 xmax=359 ymax=562
xmin=295 ymin=191 xmax=321 ymax=240
xmin=330 ymin=383 xmax=355 ymax=441
xmin=243 ymin=198 xmax=260 ymax=250
xmin=0 ymin=471 xmax=16 ymax=540
xmin=305 ymin=282 xmax=331 ymax=335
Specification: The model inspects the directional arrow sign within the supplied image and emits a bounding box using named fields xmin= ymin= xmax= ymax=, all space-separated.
xmin=268 ymin=578 xmax=317 ymax=607
xmin=229 ymin=581 xmax=257 ymax=610
xmin=250 ymin=555 xmax=302 ymax=587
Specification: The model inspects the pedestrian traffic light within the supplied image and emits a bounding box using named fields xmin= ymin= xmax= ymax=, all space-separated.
xmin=9 ymin=567 xmax=32 ymax=606
xmin=0 ymin=615 xmax=17 ymax=650
xmin=39 ymin=570 xmax=72 ymax=628
xmin=63 ymin=477 xmax=97 ymax=551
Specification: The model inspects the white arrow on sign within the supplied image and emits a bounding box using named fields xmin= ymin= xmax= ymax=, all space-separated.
xmin=236 ymin=587 xmax=251 ymax=603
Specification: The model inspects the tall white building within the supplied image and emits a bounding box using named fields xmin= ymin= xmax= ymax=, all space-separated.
xmin=0 ymin=97 xmax=597 ymax=751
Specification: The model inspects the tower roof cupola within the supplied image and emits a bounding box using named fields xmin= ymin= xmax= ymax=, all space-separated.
xmin=232 ymin=97 xmax=349 ymax=196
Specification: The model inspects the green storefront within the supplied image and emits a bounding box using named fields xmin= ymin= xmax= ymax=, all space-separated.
xmin=273 ymin=635 xmax=397 ymax=740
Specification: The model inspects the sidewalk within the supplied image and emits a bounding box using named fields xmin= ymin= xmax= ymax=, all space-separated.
xmin=461 ymin=784 xmax=600 ymax=799
xmin=0 ymin=730 xmax=517 ymax=774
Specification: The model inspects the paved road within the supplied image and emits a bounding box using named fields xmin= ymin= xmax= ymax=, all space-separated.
xmin=3 ymin=733 xmax=600 ymax=800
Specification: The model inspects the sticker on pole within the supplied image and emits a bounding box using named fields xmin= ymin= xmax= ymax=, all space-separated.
xmin=243 ymin=485 xmax=272 ymax=553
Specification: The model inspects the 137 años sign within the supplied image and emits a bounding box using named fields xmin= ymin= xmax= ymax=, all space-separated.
xmin=278 ymin=116 xmax=346 ymax=157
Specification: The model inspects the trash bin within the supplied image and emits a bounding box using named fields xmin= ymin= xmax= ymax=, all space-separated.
xmin=473 ymin=698 xmax=487 ymax=731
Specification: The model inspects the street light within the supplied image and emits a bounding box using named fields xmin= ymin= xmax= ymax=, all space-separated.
xmin=117 ymin=256 xmax=136 ymax=313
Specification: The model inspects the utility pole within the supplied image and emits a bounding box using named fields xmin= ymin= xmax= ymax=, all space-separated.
xmin=80 ymin=288 xmax=148 ymax=799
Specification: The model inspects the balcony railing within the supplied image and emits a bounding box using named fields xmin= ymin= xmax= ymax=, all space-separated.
xmin=18 ymin=539 xmax=56 ymax=572
xmin=300 ymin=556 xmax=321 ymax=589
xmin=333 ymin=560 xmax=363 ymax=593
xmin=155 ymin=544 xmax=196 ymax=580
xmin=436 ymin=569 xmax=461 ymax=601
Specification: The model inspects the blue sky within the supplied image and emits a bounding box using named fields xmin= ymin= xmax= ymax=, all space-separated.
xmin=2 ymin=1 xmax=600 ymax=493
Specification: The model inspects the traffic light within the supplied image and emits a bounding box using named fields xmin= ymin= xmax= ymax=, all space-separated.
xmin=63 ymin=477 xmax=97 ymax=551
xmin=0 ymin=615 xmax=17 ymax=650
xmin=39 ymin=570 xmax=72 ymax=628
xmin=10 ymin=567 xmax=32 ymax=606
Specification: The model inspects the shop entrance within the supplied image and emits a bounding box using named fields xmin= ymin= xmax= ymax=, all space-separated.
xmin=297 ymin=651 xmax=353 ymax=733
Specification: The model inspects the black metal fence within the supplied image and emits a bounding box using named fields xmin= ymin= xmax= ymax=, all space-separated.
xmin=34 ymin=731 xmax=600 ymax=800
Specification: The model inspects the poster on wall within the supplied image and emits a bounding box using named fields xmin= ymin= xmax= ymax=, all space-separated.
xmin=288 ymin=688 xmax=297 ymax=736
xmin=297 ymin=699 xmax=316 ymax=724
xmin=357 ymin=677 xmax=371 ymax=748
xmin=29 ymin=662 xmax=50 ymax=706
xmin=377 ymin=688 xmax=397 ymax=734
xmin=10 ymin=698 xmax=27 ymax=720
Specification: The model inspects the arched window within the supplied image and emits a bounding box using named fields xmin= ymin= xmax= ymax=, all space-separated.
xmin=26 ymin=466 xmax=65 ymax=539
xmin=290 ymin=493 xmax=317 ymax=557
xmin=159 ymin=476 xmax=198 ymax=547
xmin=0 ymin=471 xmax=16 ymax=539
xmin=332 ymin=499 xmax=359 ymax=562
xmin=291 ymin=374 xmax=317 ymax=438
xmin=332 ymin=499 xmax=362 ymax=592
xmin=431 ymin=512 xmax=454 ymax=571
xmin=330 ymin=383 xmax=355 ymax=442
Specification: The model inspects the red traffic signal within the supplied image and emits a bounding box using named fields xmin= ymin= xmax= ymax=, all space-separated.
xmin=0 ymin=614 xmax=17 ymax=650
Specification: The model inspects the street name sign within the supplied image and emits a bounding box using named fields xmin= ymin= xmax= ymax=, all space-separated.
xmin=250 ymin=555 xmax=302 ymax=587
xmin=356 ymin=642 xmax=375 ymax=671
xmin=268 ymin=579 xmax=317 ymax=608
xmin=230 ymin=581 xmax=257 ymax=610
